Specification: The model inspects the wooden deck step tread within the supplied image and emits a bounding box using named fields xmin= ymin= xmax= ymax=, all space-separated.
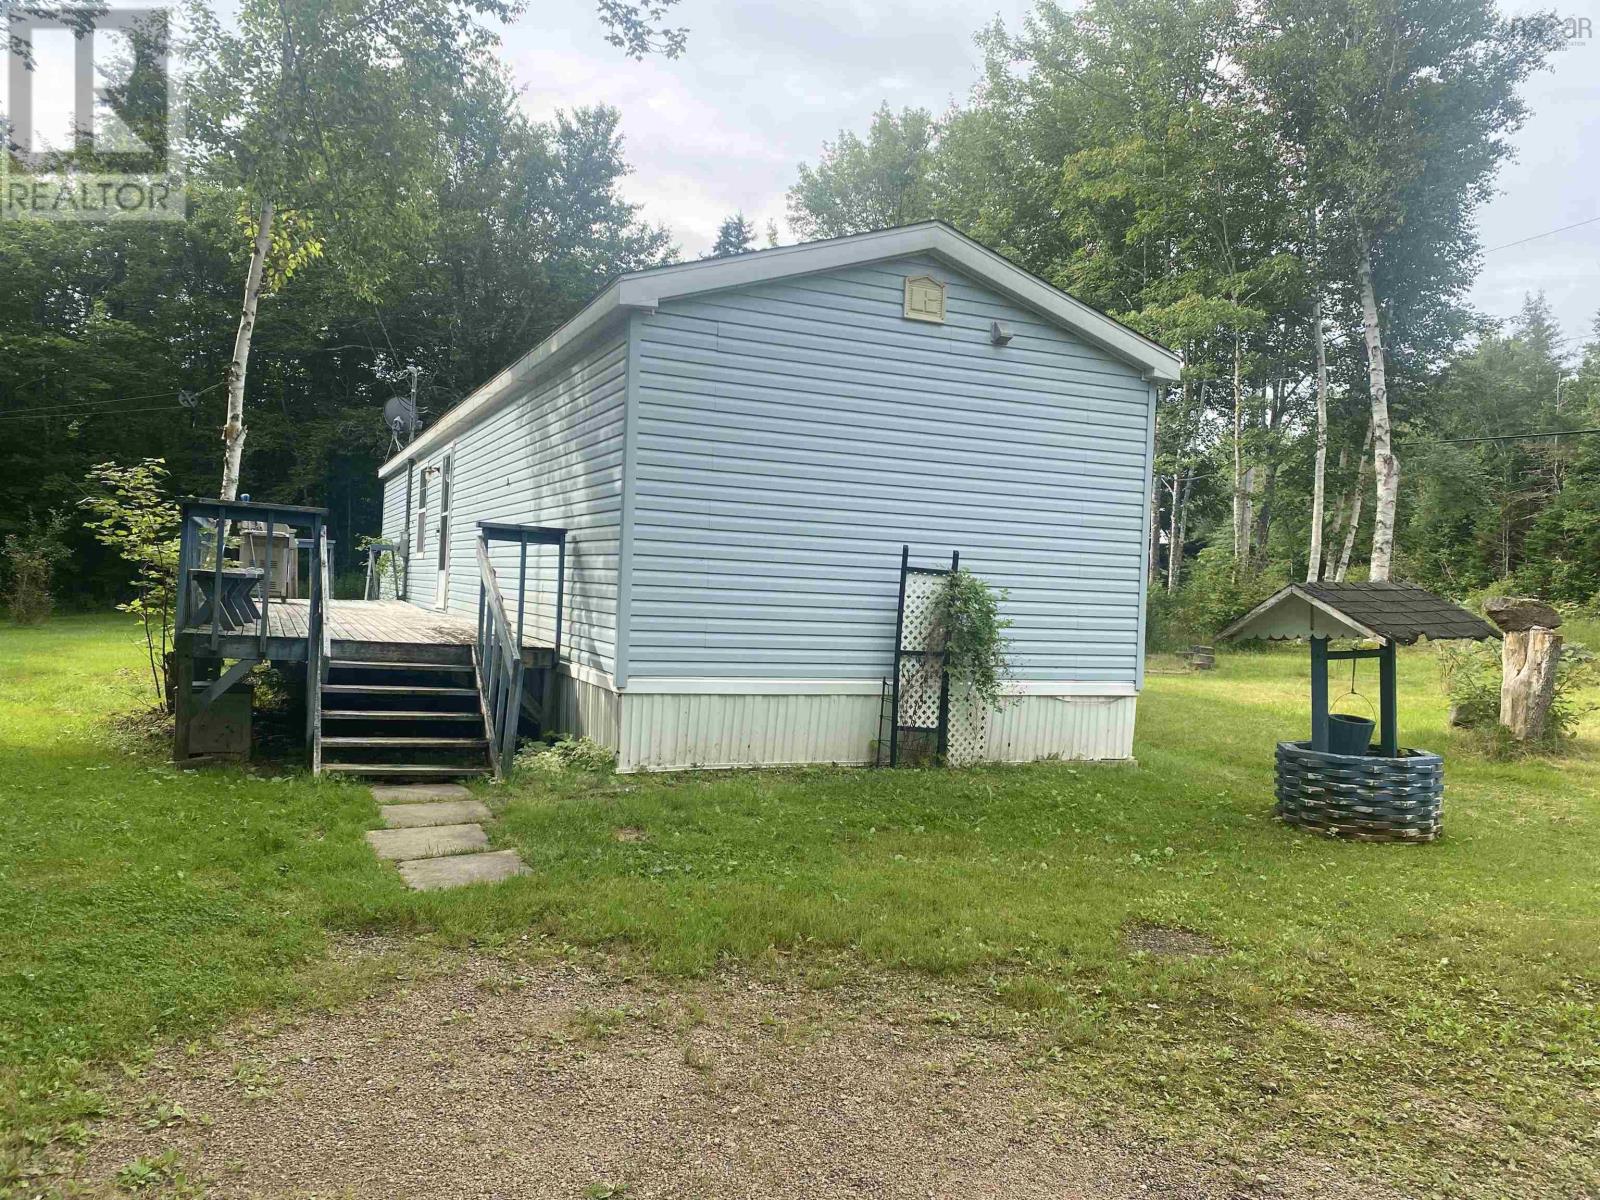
xmin=321 ymin=710 xmax=482 ymax=721
xmin=322 ymin=684 xmax=478 ymax=696
xmin=329 ymin=660 xmax=472 ymax=672
xmin=321 ymin=736 xmax=488 ymax=749
xmin=323 ymin=763 xmax=491 ymax=778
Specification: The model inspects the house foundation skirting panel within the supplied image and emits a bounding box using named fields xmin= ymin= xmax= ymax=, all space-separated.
xmin=556 ymin=668 xmax=623 ymax=752
xmin=602 ymin=683 xmax=1138 ymax=774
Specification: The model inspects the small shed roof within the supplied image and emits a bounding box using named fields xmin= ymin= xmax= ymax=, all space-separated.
xmin=1218 ymin=581 xmax=1500 ymax=644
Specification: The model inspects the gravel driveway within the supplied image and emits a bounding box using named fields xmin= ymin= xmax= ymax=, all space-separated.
xmin=74 ymin=949 xmax=1385 ymax=1199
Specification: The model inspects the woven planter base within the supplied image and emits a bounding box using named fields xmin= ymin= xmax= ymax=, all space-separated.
xmin=1274 ymin=740 xmax=1444 ymax=843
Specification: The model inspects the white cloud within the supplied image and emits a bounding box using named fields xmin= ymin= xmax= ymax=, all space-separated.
xmin=502 ymin=0 xmax=1600 ymax=341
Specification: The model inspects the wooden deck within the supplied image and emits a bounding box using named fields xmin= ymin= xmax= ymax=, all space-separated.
xmin=181 ymin=599 xmax=553 ymax=666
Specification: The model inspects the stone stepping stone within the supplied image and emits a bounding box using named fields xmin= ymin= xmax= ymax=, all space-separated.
xmin=371 ymin=782 xmax=473 ymax=804
xmin=365 ymin=822 xmax=487 ymax=862
xmin=380 ymin=799 xmax=491 ymax=829
xmin=398 ymin=850 xmax=529 ymax=891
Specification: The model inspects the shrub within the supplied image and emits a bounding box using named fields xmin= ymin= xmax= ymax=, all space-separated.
xmin=80 ymin=460 xmax=181 ymax=707
xmin=1436 ymin=640 xmax=1501 ymax=730
xmin=1148 ymin=546 xmax=1289 ymax=651
xmin=927 ymin=567 xmax=1013 ymax=711
xmin=1436 ymin=637 xmax=1600 ymax=750
xmin=515 ymin=735 xmax=616 ymax=775
xmin=2 ymin=510 xmax=71 ymax=624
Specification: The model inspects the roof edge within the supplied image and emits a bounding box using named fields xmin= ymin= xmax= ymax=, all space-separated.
xmin=379 ymin=221 xmax=1183 ymax=477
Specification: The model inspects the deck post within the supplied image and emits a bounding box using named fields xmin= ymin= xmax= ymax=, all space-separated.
xmin=173 ymin=647 xmax=194 ymax=762
xmin=516 ymin=535 xmax=527 ymax=648
xmin=210 ymin=503 xmax=225 ymax=651
xmin=1310 ymin=637 xmax=1329 ymax=752
xmin=176 ymin=507 xmax=196 ymax=632
xmin=260 ymin=516 xmax=273 ymax=656
xmin=553 ymin=537 xmax=565 ymax=664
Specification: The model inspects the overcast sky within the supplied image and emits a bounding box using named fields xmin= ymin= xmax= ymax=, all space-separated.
xmin=504 ymin=0 xmax=1600 ymax=354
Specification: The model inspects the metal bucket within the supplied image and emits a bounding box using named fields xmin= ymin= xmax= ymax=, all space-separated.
xmin=1326 ymin=713 xmax=1374 ymax=757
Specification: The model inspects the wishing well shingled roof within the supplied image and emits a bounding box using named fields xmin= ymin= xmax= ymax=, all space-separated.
xmin=1294 ymin=581 xmax=1499 ymax=644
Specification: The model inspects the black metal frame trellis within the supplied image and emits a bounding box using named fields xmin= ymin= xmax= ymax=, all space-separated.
xmin=886 ymin=543 xmax=959 ymax=767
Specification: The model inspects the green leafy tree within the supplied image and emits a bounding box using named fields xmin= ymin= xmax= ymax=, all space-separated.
xmin=187 ymin=0 xmax=689 ymax=503
xmin=787 ymin=104 xmax=937 ymax=239
xmin=2 ymin=510 xmax=71 ymax=624
xmin=81 ymin=459 xmax=181 ymax=705
xmin=1244 ymin=0 xmax=1563 ymax=579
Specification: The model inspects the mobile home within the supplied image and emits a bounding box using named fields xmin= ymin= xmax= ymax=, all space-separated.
xmin=377 ymin=222 xmax=1182 ymax=772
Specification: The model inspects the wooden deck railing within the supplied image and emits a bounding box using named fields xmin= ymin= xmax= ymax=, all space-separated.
xmin=475 ymin=537 xmax=525 ymax=778
xmin=309 ymin=524 xmax=332 ymax=773
xmin=176 ymin=498 xmax=331 ymax=655
xmin=176 ymin=498 xmax=332 ymax=771
xmin=473 ymin=522 xmax=568 ymax=778
xmin=361 ymin=540 xmax=404 ymax=600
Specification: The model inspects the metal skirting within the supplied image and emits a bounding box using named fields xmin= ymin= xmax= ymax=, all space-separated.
xmin=608 ymin=688 xmax=1138 ymax=773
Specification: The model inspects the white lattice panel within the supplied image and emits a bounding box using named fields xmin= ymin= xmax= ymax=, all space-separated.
xmin=896 ymin=655 xmax=942 ymax=729
xmin=899 ymin=571 xmax=944 ymax=652
xmin=946 ymin=681 xmax=990 ymax=766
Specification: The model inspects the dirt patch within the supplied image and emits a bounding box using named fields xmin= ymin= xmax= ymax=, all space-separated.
xmin=69 ymin=955 xmax=1385 ymax=1200
xmin=1122 ymin=922 xmax=1226 ymax=959
xmin=1291 ymin=1008 xmax=1383 ymax=1045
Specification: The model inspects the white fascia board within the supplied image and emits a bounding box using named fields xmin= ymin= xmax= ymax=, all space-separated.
xmin=619 ymin=677 xmax=1139 ymax=698
xmin=378 ymin=291 xmax=633 ymax=479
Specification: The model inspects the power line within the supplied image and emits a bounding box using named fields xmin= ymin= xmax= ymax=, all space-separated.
xmin=0 ymin=404 xmax=186 ymax=422
xmin=0 ymin=380 xmax=223 ymax=418
xmin=1399 ymin=427 xmax=1600 ymax=448
xmin=1482 ymin=215 xmax=1600 ymax=255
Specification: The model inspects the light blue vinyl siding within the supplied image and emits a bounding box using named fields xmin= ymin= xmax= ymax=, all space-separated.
xmin=626 ymin=255 xmax=1154 ymax=682
xmin=379 ymin=467 xmax=408 ymax=598
xmin=407 ymin=334 xmax=627 ymax=677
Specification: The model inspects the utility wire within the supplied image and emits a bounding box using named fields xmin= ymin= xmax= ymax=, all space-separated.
xmin=0 ymin=380 xmax=223 ymax=418
xmin=0 ymin=404 xmax=186 ymax=422
xmin=1482 ymin=215 xmax=1600 ymax=254
xmin=1398 ymin=427 xmax=1600 ymax=448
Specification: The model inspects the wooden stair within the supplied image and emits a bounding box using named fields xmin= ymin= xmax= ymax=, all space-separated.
xmin=316 ymin=647 xmax=491 ymax=780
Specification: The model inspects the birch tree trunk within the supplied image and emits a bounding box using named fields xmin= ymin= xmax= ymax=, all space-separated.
xmin=1166 ymin=471 xmax=1186 ymax=593
xmin=1306 ymin=252 xmax=1330 ymax=581
xmin=1357 ymin=235 xmax=1398 ymax=581
xmin=1231 ymin=337 xmax=1245 ymax=569
xmin=1323 ymin=445 xmax=1349 ymax=578
xmin=221 ymin=199 xmax=276 ymax=502
xmin=1148 ymin=411 xmax=1162 ymax=584
xmin=1334 ymin=426 xmax=1374 ymax=582
xmin=1170 ymin=473 xmax=1190 ymax=594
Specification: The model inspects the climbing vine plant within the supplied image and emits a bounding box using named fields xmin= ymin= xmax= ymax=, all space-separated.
xmin=927 ymin=567 xmax=1013 ymax=710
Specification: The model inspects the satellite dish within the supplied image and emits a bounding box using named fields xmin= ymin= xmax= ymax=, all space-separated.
xmin=383 ymin=394 xmax=420 ymax=447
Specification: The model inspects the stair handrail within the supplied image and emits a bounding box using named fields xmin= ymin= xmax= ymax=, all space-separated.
xmin=475 ymin=535 xmax=524 ymax=778
xmin=307 ymin=523 xmax=332 ymax=774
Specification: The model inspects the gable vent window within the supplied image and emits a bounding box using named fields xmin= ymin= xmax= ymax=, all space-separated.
xmin=903 ymin=275 xmax=946 ymax=324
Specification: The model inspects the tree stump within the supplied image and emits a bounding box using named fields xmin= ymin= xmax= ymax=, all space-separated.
xmin=1486 ymin=598 xmax=1562 ymax=742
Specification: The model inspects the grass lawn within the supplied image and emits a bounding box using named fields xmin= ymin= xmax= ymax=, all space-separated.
xmin=2 ymin=614 xmax=1597 ymax=1197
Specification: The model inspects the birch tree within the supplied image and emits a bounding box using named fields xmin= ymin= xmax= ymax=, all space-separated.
xmin=1246 ymin=0 xmax=1559 ymax=580
xmin=188 ymin=0 xmax=688 ymax=500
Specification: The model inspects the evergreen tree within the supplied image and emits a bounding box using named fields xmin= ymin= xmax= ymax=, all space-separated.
xmin=708 ymin=213 xmax=757 ymax=257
